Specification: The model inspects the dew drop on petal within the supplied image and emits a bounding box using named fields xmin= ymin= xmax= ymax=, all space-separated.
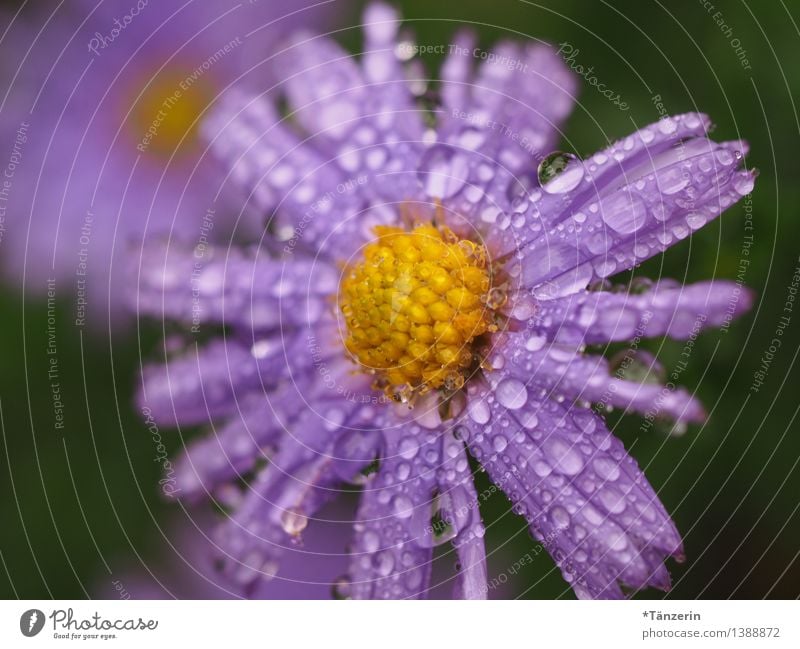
xmin=467 ymin=398 xmax=491 ymax=424
xmin=398 ymin=436 xmax=420 ymax=460
xmin=550 ymin=506 xmax=571 ymax=529
xmin=417 ymin=144 xmax=470 ymax=199
xmin=392 ymin=494 xmax=414 ymax=519
xmin=492 ymin=435 xmax=508 ymax=452
xmin=544 ymin=437 xmax=585 ymax=475
xmin=525 ymin=335 xmax=546 ymax=352
xmin=495 ymin=378 xmax=528 ymax=410
xmin=593 ymin=457 xmax=621 ymax=482
xmin=600 ymin=191 xmax=648 ymax=234
xmin=280 ymin=508 xmax=308 ymax=536
xmin=733 ymin=173 xmax=755 ymax=195
xmin=538 ymin=152 xmax=585 ymax=194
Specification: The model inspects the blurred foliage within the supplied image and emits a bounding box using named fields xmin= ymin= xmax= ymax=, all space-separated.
xmin=1 ymin=0 xmax=798 ymax=599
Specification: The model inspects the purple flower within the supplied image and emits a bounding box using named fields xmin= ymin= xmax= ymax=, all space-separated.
xmin=0 ymin=0 xmax=331 ymax=318
xmin=133 ymin=4 xmax=756 ymax=599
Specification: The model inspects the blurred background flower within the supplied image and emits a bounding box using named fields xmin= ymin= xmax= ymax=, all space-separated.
xmin=0 ymin=0 xmax=333 ymax=321
xmin=0 ymin=0 xmax=797 ymax=600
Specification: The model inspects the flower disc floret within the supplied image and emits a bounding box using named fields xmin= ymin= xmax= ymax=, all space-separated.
xmin=340 ymin=224 xmax=499 ymax=395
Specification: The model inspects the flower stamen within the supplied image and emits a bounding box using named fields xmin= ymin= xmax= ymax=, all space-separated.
xmin=340 ymin=223 xmax=501 ymax=398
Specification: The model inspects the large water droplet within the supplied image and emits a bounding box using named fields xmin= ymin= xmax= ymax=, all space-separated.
xmin=398 ymin=436 xmax=420 ymax=460
xmin=495 ymin=378 xmax=528 ymax=410
xmin=467 ymin=398 xmax=491 ymax=425
xmin=538 ymin=152 xmax=585 ymax=194
xmin=372 ymin=550 xmax=395 ymax=576
xmin=656 ymin=166 xmax=690 ymax=195
xmin=280 ymin=508 xmax=308 ymax=536
xmin=544 ymin=437 xmax=585 ymax=476
xmin=600 ymin=191 xmax=648 ymax=234
xmin=593 ymin=457 xmax=621 ymax=482
xmin=550 ymin=506 xmax=571 ymax=529
xmin=733 ymin=173 xmax=754 ymax=196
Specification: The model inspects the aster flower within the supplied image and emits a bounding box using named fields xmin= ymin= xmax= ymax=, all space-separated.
xmin=133 ymin=4 xmax=756 ymax=599
xmin=0 ymin=0 xmax=330 ymax=318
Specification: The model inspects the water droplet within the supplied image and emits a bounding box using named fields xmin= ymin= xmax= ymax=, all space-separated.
xmin=467 ymin=399 xmax=491 ymax=425
xmin=280 ymin=508 xmax=308 ymax=536
xmin=544 ymin=438 xmax=584 ymax=475
xmin=658 ymin=117 xmax=677 ymax=135
xmin=396 ymin=461 xmax=411 ymax=481
xmin=733 ymin=173 xmax=754 ymax=195
xmin=362 ymin=530 xmax=380 ymax=553
xmin=538 ymin=152 xmax=585 ymax=194
xmin=372 ymin=550 xmax=395 ymax=576
xmin=398 ymin=436 xmax=420 ymax=460
xmin=550 ymin=506 xmax=571 ymax=529
xmin=392 ymin=494 xmax=414 ymax=519
xmin=417 ymin=144 xmax=470 ymax=199
xmin=492 ymin=435 xmax=508 ymax=452
xmin=598 ymin=487 xmax=626 ymax=514
xmin=715 ymin=148 xmax=734 ymax=166
xmin=525 ymin=335 xmax=546 ymax=352
xmin=495 ymin=378 xmax=528 ymax=410
xmin=592 ymin=457 xmax=621 ymax=482
xmin=685 ymin=212 xmax=706 ymax=230
xmin=656 ymin=166 xmax=690 ymax=195
xmin=250 ymin=338 xmax=279 ymax=359
xmin=601 ymin=191 xmax=648 ymax=234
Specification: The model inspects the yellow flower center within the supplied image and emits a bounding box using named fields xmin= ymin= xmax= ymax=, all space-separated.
xmin=128 ymin=68 xmax=213 ymax=158
xmin=340 ymin=223 xmax=504 ymax=399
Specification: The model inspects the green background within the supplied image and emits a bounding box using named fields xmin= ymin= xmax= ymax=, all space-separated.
xmin=1 ymin=0 xmax=798 ymax=598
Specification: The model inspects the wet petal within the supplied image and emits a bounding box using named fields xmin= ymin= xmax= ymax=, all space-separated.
xmin=500 ymin=335 xmax=706 ymax=423
xmin=133 ymin=241 xmax=338 ymax=330
xmin=460 ymin=382 xmax=682 ymax=598
xmin=533 ymin=280 xmax=754 ymax=344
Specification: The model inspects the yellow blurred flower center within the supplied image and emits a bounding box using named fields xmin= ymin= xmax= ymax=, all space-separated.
xmin=129 ymin=69 xmax=213 ymax=157
xmin=340 ymin=224 xmax=503 ymax=398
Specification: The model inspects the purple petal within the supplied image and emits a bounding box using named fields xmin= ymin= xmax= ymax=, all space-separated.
xmin=499 ymin=335 xmax=706 ymax=423
xmin=533 ymin=280 xmax=754 ymax=344
xmin=133 ymin=241 xmax=338 ymax=330
xmin=459 ymin=382 xmax=683 ymax=598
xmin=347 ymin=431 xmax=439 ymax=599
